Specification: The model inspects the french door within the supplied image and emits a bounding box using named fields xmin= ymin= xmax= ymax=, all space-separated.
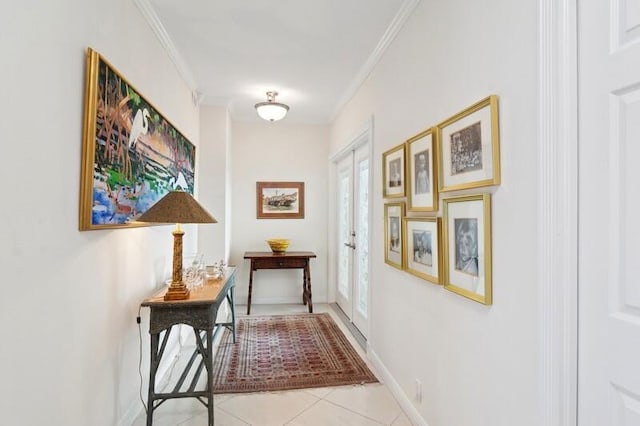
xmin=335 ymin=142 xmax=370 ymax=337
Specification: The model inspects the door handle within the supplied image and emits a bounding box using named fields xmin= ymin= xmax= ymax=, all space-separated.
xmin=344 ymin=242 xmax=356 ymax=249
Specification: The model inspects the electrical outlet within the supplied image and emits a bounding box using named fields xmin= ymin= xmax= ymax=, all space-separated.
xmin=415 ymin=379 xmax=422 ymax=402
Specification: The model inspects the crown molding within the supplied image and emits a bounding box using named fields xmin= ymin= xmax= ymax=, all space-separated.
xmin=133 ymin=0 xmax=198 ymax=92
xmin=329 ymin=0 xmax=421 ymax=121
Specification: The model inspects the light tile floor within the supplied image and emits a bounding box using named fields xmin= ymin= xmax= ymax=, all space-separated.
xmin=133 ymin=304 xmax=412 ymax=426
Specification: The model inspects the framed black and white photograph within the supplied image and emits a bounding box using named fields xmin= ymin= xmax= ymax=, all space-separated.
xmin=384 ymin=202 xmax=405 ymax=270
xmin=436 ymin=95 xmax=500 ymax=192
xmin=403 ymin=217 xmax=441 ymax=284
xmin=382 ymin=143 xmax=406 ymax=198
xmin=406 ymin=127 xmax=437 ymax=212
xmin=442 ymin=193 xmax=492 ymax=304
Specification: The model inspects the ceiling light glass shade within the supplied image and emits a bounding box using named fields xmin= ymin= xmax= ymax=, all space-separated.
xmin=255 ymin=91 xmax=289 ymax=122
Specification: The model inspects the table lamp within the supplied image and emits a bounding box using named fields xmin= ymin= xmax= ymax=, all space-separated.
xmin=136 ymin=190 xmax=217 ymax=301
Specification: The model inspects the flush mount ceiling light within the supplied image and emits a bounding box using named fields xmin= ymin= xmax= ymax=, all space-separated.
xmin=255 ymin=91 xmax=289 ymax=122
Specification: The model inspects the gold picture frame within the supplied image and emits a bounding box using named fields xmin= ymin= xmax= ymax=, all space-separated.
xmin=79 ymin=47 xmax=196 ymax=230
xmin=382 ymin=143 xmax=406 ymax=198
xmin=403 ymin=217 xmax=442 ymax=284
xmin=436 ymin=95 xmax=500 ymax=192
xmin=384 ymin=202 xmax=405 ymax=270
xmin=406 ymin=127 xmax=438 ymax=212
xmin=442 ymin=193 xmax=492 ymax=304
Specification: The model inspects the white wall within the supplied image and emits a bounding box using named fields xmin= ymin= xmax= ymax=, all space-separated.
xmin=0 ymin=1 xmax=200 ymax=424
xmin=331 ymin=1 xmax=541 ymax=425
xmin=230 ymin=122 xmax=329 ymax=307
xmin=197 ymin=105 xmax=230 ymax=263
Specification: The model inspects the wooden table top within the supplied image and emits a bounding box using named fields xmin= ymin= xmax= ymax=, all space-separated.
xmin=141 ymin=266 xmax=236 ymax=307
xmin=243 ymin=251 xmax=317 ymax=259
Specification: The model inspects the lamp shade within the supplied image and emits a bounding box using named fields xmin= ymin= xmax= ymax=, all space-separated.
xmin=136 ymin=190 xmax=216 ymax=301
xmin=255 ymin=91 xmax=289 ymax=122
xmin=137 ymin=191 xmax=217 ymax=224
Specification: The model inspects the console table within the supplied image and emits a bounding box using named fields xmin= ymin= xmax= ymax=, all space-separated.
xmin=243 ymin=251 xmax=317 ymax=315
xmin=140 ymin=267 xmax=236 ymax=426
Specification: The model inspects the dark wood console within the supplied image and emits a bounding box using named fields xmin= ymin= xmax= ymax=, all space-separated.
xmin=243 ymin=251 xmax=317 ymax=314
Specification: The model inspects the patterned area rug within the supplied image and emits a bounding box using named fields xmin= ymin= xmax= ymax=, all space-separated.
xmin=212 ymin=313 xmax=378 ymax=394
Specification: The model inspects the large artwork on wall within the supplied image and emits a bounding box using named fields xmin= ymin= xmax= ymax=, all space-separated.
xmin=79 ymin=47 xmax=196 ymax=231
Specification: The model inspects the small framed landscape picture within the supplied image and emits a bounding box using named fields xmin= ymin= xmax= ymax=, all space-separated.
xmin=442 ymin=194 xmax=492 ymax=304
xmin=256 ymin=181 xmax=305 ymax=219
xmin=403 ymin=217 xmax=441 ymax=284
xmin=437 ymin=95 xmax=500 ymax=192
xmin=382 ymin=143 xmax=406 ymax=198
xmin=384 ymin=202 xmax=405 ymax=270
xmin=406 ymin=128 xmax=437 ymax=212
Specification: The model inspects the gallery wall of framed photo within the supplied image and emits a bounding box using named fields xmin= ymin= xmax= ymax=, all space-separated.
xmin=382 ymin=94 xmax=500 ymax=305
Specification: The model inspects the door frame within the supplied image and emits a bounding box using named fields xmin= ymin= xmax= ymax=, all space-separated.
xmin=538 ymin=0 xmax=578 ymax=424
xmin=328 ymin=117 xmax=374 ymax=339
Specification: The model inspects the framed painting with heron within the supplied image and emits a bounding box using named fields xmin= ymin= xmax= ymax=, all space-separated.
xmin=79 ymin=47 xmax=196 ymax=230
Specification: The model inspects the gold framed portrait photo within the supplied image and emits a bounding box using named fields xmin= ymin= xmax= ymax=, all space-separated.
xmin=382 ymin=143 xmax=406 ymax=198
xmin=384 ymin=202 xmax=405 ymax=270
xmin=403 ymin=217 xmax=441 ymax=284
xmin=406 ymin=127 xmax=438 ymax=212
xmin=442 ymin=193 xmax=492 ymax=304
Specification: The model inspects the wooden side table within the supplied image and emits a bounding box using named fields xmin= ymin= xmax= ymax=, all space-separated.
xmin=243 ymin=251 xmax=317 ymax=315
xmin=140 ymin=267 xmax=236 ymax=426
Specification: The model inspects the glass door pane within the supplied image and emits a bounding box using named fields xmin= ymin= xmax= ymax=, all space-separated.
xmin=352 ymin=143 xmax=369 ymax=336
xmin=356 ymin=157 xmax=369 ymax=314
xmin=337 ymin=167 xmax=351 ymax=301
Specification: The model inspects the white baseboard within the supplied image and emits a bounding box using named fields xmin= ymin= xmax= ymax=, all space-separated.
xmin=368 ymin=349 xmax=429 ymax=426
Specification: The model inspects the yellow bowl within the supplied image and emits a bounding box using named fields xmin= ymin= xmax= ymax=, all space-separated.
xmin=267 ymin=238 xmax=290 ymax=253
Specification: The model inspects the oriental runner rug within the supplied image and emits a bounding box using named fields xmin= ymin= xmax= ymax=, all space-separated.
xmin=212 ymin=313 xmax=378 ymax=394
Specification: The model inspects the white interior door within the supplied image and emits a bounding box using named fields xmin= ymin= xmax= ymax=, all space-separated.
xmin=578 ymin=1 xmax=640 ymax=423
xmin=335 ymin=143 xmax=370 ymax=337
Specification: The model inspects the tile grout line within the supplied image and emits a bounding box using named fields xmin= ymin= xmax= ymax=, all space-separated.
xmin=282 ymin=396 xmax=325 ymax=426
xmin=316 ymin=397 xmax=388 ymax=425
xmin=216 ymin=405 xmax=251 ymax=426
